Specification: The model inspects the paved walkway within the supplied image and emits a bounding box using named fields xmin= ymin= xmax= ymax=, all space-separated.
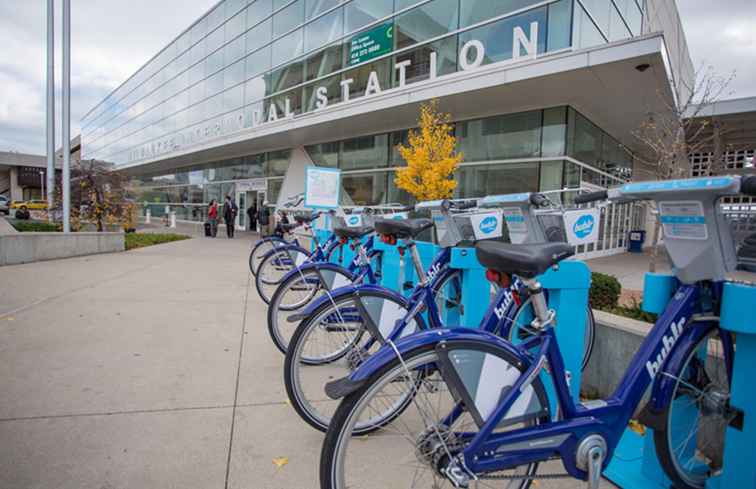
xmin=0 ymin=235 xmax=616 ymax=489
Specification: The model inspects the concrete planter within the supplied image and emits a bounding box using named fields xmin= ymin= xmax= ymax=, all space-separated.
xmin=0 ymin=231 xmax=125 ymax=266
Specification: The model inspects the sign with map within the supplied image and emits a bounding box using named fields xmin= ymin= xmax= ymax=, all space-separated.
xmin=304 ymin=166 xmax=341 ymax=209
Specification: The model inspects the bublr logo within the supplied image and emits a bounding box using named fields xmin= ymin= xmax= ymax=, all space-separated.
xmin=348 ymin=216 xmax=360 ymax=225
xmin=479 ymin=216 xmax=498 ymax=234
xmin=573 ymin=214 xmax=595 ymax=238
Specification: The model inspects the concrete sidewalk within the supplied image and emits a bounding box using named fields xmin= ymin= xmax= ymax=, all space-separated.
xmin=0 ymin=235 xmax=615 ymax=489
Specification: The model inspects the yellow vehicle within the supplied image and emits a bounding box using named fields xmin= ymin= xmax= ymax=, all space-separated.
xmin=11 ymin=200 xmax=49 ymax=211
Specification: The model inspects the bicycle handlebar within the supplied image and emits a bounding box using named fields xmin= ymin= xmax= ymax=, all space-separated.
xmin=529 ymin=193 xmax=550 ymax=207
xmin=574 ymin=190 xmax=608 ymax=205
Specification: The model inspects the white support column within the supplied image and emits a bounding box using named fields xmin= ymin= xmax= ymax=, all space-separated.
xmin=46 ymin=0 xmax=55 ymax=212
xmin=61 ymin=0 xmax=71 ymax=232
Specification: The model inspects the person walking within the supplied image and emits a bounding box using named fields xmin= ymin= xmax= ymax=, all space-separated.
xmin=223 ymin=195 xmax=238 ymax=238
xmin=207 ymin=199 xmax=219 ymax=237
xmin=247 ymin=203 xmax=258 ymax=232
xmin=258 ymin=203 xmax=270 ymax=236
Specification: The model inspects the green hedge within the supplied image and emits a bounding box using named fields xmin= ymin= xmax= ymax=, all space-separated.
xmin=589 ymin=272 xmax=621 ymax=309
xmin=10 ymin=220 xmax=60 ymax=232
xmin=125 ymin=233 xmax=190 ymax=250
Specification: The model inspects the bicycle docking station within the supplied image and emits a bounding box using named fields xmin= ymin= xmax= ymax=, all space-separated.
xmin=605 ymin=272 xmax=756 ymax=489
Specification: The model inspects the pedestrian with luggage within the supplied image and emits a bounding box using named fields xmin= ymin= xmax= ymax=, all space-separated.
xmin=258 ymin=203 xmax=270 ymax=236
xmin=223 ymin=195 xmax=238 ymax=238
xmin=207 ymin=199 xmax=219 ymax=237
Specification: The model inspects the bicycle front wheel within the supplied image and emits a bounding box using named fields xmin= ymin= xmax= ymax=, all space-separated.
xmin=284 ymin=289 xmax=423 ymax=434
xmin=249 ymin=237 xmax=285 ymax=275
xmin=254 ymin=247 xmax=309 ymax=304
xmin=320 ymin=341 xmax=553 ymax=489
xmin=653 ymin=327 xmax=733 ymax=489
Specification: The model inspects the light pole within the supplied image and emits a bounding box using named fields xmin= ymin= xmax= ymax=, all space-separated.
xmin=46 ymin=0 xmax=55 ymax=214
xmin=61 ymin=0 xmax=71 ymax=232
xmin=39 ymin=170 xmax=45 ymax=202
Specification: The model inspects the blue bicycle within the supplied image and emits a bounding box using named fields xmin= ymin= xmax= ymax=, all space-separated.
xmin=284 ymin=198 xmax=595 ymax=435
xmin=266 ymin=223 xmax=384 ymax=353
xmin=320 ymin=175 xmax=756 ymax=489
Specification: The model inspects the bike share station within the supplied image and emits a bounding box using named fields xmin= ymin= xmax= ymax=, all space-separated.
xmin=294 ymin=167 xmax=756 ymax=488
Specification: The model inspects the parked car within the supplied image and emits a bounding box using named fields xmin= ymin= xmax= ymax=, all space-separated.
xmin=10 ymin=200 xmax=49 ymax=211
xmin=0 ymin=195 xmax=9 ymax=215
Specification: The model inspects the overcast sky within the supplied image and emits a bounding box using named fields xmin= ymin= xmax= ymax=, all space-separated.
xmin=1 ymin=0 xmax=754 ymax=155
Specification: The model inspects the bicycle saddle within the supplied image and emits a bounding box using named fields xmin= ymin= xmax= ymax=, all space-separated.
xmin=374 ymin=218 xmax=433 ymax=239
xmin=333 ymin=226 xmax=374 ymax=240
xmin=294 ymin=214 xmax=316 ymax=224
xmin=475 ymin=241 xmax=574 ymax=278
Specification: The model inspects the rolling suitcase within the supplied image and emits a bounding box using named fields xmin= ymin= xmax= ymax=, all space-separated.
xmin=204 ymin=222 xmax=212 ymax=237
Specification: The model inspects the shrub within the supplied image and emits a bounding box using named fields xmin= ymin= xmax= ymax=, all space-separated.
xmin=125 ymin=233 xmax=190 ymax=250
xmin=589 ymin=272 xmax=621 ymax=310
xmin=11 ymin=220 xmax=60 ymax=232
xmin=607 ymin=298 xmax=658 ymax=323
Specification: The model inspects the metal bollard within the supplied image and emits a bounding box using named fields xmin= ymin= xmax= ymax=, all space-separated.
xmin=145 ymin=209 xmax=151 ymax=224
xmin=170 ymin=212 xmax=176 ymax=228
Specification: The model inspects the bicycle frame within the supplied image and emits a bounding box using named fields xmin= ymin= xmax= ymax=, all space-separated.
xmin=437 ymin=281 xmax=730 ymax=480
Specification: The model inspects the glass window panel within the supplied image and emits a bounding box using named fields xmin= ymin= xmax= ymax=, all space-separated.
xmin=246 ymin=45 xmax=272 ymax=79
xmin=457 ymin=163 xmax=539 ymax=198
xmin=206 ymin=71 xmax=225 ymax=97
xmin=341 ymin=134 xmax=389 ymax=170
xmin=572 ymin=3 xmax=604 ymax=48
xmin=226 ymin=10 xmax=246 ymax=42
xmin=267 ymin=178 xmax=283 ymax=202
xmin=393 ymin=36 xmax=457 ymax=85
xmin=344 ymin=58 xmax=392 ymax=101
xmin=205 ymin=49 xmax=224 ymax=76
xmin=190 ymin=38 xmax=206 ymax=65
xmin=579 ymin=0 xmax=610 ymax=35
xmin=205 ymin=25 xmax=225 ymax=55
xmin=541 ymin=106 xmax=566 ymax=157
xmin=266 ymin=150 xmax=291 ymax=176
xmin=395 ymin=0 xmax=459 ymax=49
xmin=345 ymin=0 xmax=393 ymax=34
xmin=274 ymin=0 xmax=293 ymax=10
xmin=547 ymin=0 xmax=572 ymax=51
xmin=272 ymin=28 xmax=304 ymax=66
xmin=390 ymin=129 xmax=410 ymax=166
xmin=460 ymin=0 xmax=542 ymax=27
xmin=459 ymin=8 xmax=547 ymax=66
xmin=305 ymin=142 xmax=339 ymax=167
xmin=206 ymin=93 xmax=224 ymax=118
xmin=387 ymin=173 xmax=415 ymax=206
xmin=567 ymin=108 xmax=602 ymax=166
xmin=244 ymin=153 xmax=266 ymax=177
xmin=539 ymin=160 xmax=563 ymax=192
xmin=608 ymin=2 xmax=631 ymax=41
xmin=305 ymin=43 xmax=342 ymax=81
xmin=267 ymin=62 xmax=304 ymax=94
xmin=624 ymin=0 xmax=642 ymax=34
xmin=226 ymin=0 xmax=247 ymax=18
xmin=207 ymin=3 xmax=227 ymax=31
xmin=246 ymin=18 xmax=272 ymax=52
xmin=224 ymin=35 xmax=245 ymax=66
xmin=305 ymin=8 xmax=343 ymax=53
xmin=307 ymin=0 xmax=340 ymax=19
xmin=224 ymin=60 xmax=246 ymax=89
xmin=267 ymin=88 xmax=303 ymax=116
xmin=191 ymin=17 xmax=209 ymax=44
xmin=303 ymin=73 xmax=342 ymax=111
xmin=342 ymin=172 xmax=387 ymax=205
xmin=245 ymin=75 xmax=268 ymax=103
xmin=247 ymin=0 xmax=272 ymax=27
xmin=273 ymin=0 xmax=305 ymax=37
xmin=223 ymin=84 xmax=244 ymax=111
xmin=457 ymin=111 xmax=542 ymax=161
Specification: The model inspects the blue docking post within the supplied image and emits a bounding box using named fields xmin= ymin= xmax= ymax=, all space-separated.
xmin=450 ymin=247 xmax=490 ymax=328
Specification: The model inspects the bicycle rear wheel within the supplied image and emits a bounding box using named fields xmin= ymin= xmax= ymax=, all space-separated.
xmin=249 ymin=237 xmax=285 ymax=275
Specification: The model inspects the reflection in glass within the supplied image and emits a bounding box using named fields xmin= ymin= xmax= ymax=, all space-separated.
xmin=457 ymin=111 xmax=541 ymax=161
xmin=341 ymin=134 xmax=389 ymax=170
xmin=547 ymin=0 xmax=572 ymax=50
xmin=272 ymin=28 xmax=304 ymax=67
xmin=273 ymin=0 xmax=304 ymax=37
xmin=303 ymin=74 xmax=341 ymax=111
xmin=342 ymin=172 xmax=387 ymax=205
xmin=345 ymin=0 xmax=393 ymax=34
xmin=393 ymin=37 xmax=457 ymax=85
xmin=305 ymin=8 xmax=343 ymax=54
xmin=460 ymin=0 xmax=541 ymax=27
xmin=307 ymin=0 xmax=340 ymax=19
xmin=459 ymin=8 xmax=547 ymax=66
xmin=306 ymin=142 xmax=339 ymax=167
xmin=305 ymin=43 xmax=342 ymax=81
xmin=248 ymin=0 xmax=273 ymax=27
xmin=395 ymin=0 xmax=458 ymax=49
xmin=457 ymin=163 xmax=539 ymax=198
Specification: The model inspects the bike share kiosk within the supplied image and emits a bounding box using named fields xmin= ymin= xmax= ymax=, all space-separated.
xmin=593 ymin=176 xmax=756 ymax=489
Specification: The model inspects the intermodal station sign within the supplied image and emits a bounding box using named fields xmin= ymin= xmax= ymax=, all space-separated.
xmin=349 ymin=22 xmax=394 ymax=66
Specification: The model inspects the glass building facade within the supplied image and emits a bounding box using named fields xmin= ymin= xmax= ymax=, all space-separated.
xmin=131 ymin=105 xmax=633 ymax=220
xmin=81 ymin=0 xmax=644 ymax=168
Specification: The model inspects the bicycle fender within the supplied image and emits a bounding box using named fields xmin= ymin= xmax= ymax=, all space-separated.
xmin=639 ymin=319 xmax=719 ymax=430
xmin=286 ymin=284 xmax=409 ymax=324
xmin=325 ymin=329 xmax=529 ymax=400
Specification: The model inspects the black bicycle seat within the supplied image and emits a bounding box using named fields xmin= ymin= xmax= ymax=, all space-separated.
xmin=333 ymin=226 xmax=374 ymax=240
xmin=374 ymin=218 xmax=433 ymax=239
xmin=475 ymin=241 xmax=574 ymax=278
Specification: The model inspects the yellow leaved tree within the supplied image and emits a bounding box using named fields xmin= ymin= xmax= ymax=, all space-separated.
xmin=395 ymin=99 xmax=463 ymax=200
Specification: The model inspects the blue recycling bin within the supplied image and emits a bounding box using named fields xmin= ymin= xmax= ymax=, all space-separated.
xmin=628 ymin=229 xmax=646 ymax=253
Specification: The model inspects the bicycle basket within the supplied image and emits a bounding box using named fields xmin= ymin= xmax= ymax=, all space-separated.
xmin=534 ymin=210 xmax=568 ymax=243
xmin=432 ymin=210 xmax=483 ymax=247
